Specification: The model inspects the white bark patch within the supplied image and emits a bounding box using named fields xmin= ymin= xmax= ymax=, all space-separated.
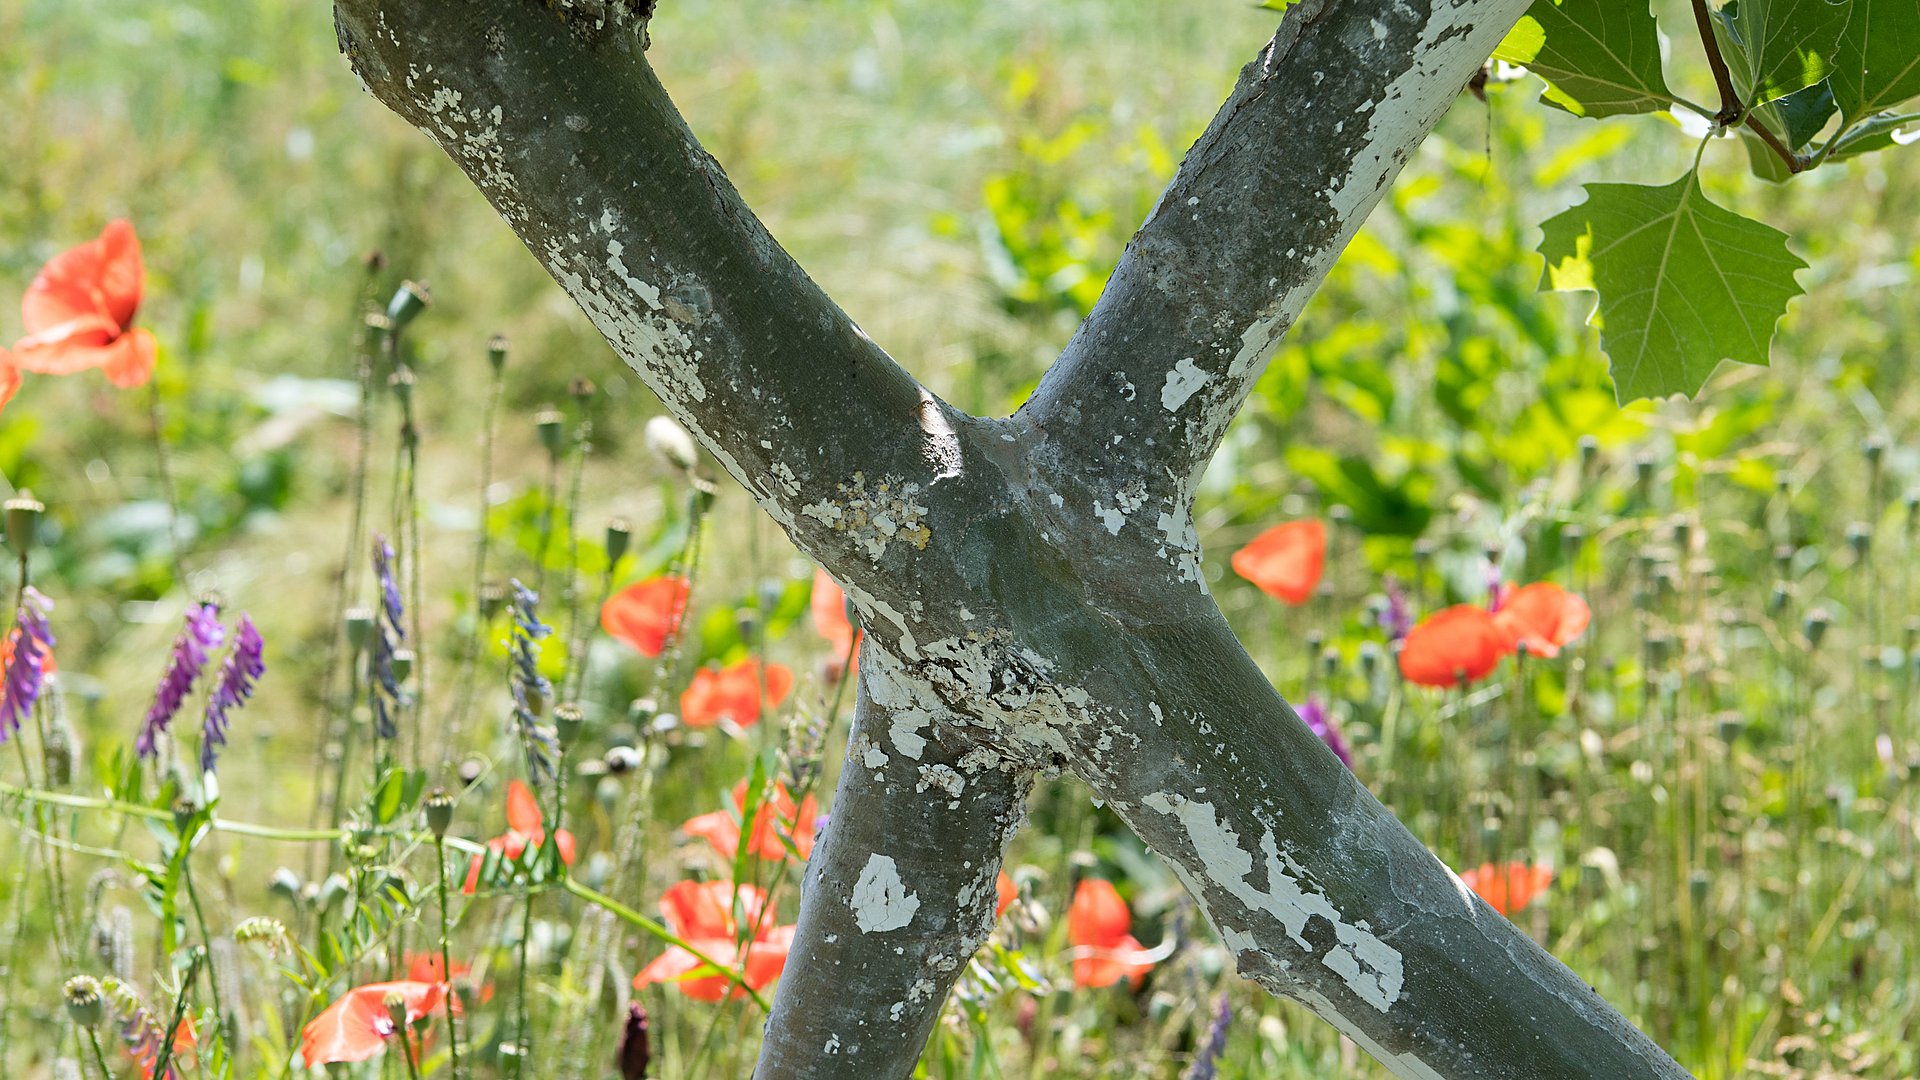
xmin=800 ymin=471 xmax=932 ymax=563
xmin=850 ymin=854 xmax=920 ymax=933
xmin=1160 ymin=357 xmax=1211 ymax=412
xmin=1142 ymin=791 xmax=1405 ymax=1012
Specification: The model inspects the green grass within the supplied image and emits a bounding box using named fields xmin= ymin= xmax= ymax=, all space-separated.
xmin=2 ymin=1 xmax=1919 ymax=1077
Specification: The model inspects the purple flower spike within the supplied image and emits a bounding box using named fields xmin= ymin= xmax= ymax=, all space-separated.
xmin=200 ymin=613 xmax=265 ymax=774
xmin=1185 ymin=993 xmax=1232 ymax=1080
xmin=2 ymin=588 xmax=56 ymax=745
xmin=1380 ymin=574 xmax=1413 ymax=643
xmin=1297 ymin=694 xmax=1352 ymax=770
xmin=137 ymin=602 xmax=225 ymax=760
xmin=370 ymin=534 xmax=407 ymax=739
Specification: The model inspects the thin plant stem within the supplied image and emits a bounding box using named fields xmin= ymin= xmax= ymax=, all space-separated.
xmin=445 ymin=352 xmax=507 ymax=762
xmin=510 ymin=890 xmax=535 ymax=1080
xmin=83 ymin=1027 xmax=112 ymax=1080
xmin=434 ymin=836 xmax=464 ymax=1080
xmin=147 ymin=948 xmax=203 ymax=1080
xmin=180 ymin=856 xmax=234 ymax=1056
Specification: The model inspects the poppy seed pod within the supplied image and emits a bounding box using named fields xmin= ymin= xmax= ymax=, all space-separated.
xmin=362 ymin=312 xmax=394 ymax=352
xmin=269 ymin=867 xmax=303 ymax=901
xmin=479 ymin=582 xmax=508 ymax=622
xmin=1803 ymin=609 xmax=1831 ymax=650
xmin=1577 ymin=434 xmax=1599 ymax=471
xmin=487 ymin=332 xmax=510 ymax=373
xmin=390 ymin=649 xmax=415 ymax=685
xmin=63 ymin=976 xmax=104 ymax=1029
xmin=1846 ymin=522 xmax=1871 ymax=558
xmin=644 ymin=415 xmax=700 ymax=473
xmin=425 ymin=788 xmax=454 ymax=839
xmin=536 ymin=408 xmax=567 ymax=458
xmin=344 ymin=607 xmax=374 ymax=655
xmin=605 ymin=518 xmax=632 ymax=567
xmin=1861 ymin=436 xmax=1886 ymax=467
xmin=385 ymin=280 xmax=431 ymax=331
xmin=5 ymin=493 xmax=44 ymax=552
xmin=383 ymin=991 xmax=410 ymax=1036
xmin=555 ymin=702 xmax=585 ymax=746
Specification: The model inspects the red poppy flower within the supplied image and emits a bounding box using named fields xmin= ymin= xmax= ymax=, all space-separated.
xmin=810 ymin=568 xmax=860 ymax=677
xmin=1457 ymin=862 xmax=1553 ymax=917
xmin=10 ymin=219 xmax=157 ymax=389
xmin=1492 ymin=582 xmax=1591 ymax=659
xmin=601 ymin=576 xmax=689 ymax=657
xmin=130 ymin=1018 xmax=195 ymax=1080
xmin=995 ymin=870 xmax=1017 ymax=918
xmin=680 ymin=659 xmax=794 ymax=729
xmin=683 ymin=778 xmax=819 ymax=862
xmin=1231 ymin=520 xmax=1326 ymax=605
xmin=463 ymin=779 xmax=578 ymax=893
xmin=1068 ymin=879 xmax=1155 ymax=989
xmin=0 ymin=356 xmax=18 ymax=416
xmin=633 ymin=880 xmax=795 ymax=1001
xmin=300 ymin=980 xmax=448 ymax=1068
xmin=1398 ymin=605 xmax=1515 ymax=688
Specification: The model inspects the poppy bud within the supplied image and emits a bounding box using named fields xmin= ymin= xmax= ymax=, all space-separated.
xmin=385 ymin=280 xmax=431 ymax=331
xmin=535 ymin=407 xmax=567 ymax=459
xmin=5 ymin=493 xmax=44 ymax=553
xmin=617 ymin=1002 xmax=652 ymax=1080
xmin=425 ymin=788 xmax=454 ymax=839
xmin=63 ymin=976 xmax=104 ymax=1029
xmin=605 ymin=518 xmax=632 ymax=567
xmin=344 ymin=608 xmax=374 ymax=655
xmin=644 ymin=415 xmax=699 ymax=473
xmin=555 ymin=702 xmax=585 ymax=747
xmin=487 ymin=333 xmax=510 ymax=374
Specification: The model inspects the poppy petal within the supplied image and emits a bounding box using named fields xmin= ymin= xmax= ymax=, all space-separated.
xmin=683 ymin=809 xmax=742 ymax=861
xmin=0 ymin=359 xmax=18 ymax=413
xmin=1492 ymin=582 xmax=1591 ymax=659
xmin=21 ymin=234 xmax=113 ymax=335
xmin=300 ymin=981 xmax=446 ymax=1068
xmin=1231 ymin=520 xmax=1326 ymax=605
xmin=995 ymin=871 xmax=1017 ymax=918
xmin=601 ymin=577 xmax=689 ymax=657
xmin=1398 ymin=605 xmax=1514 ymax=688
xmin=505 ymin=779 xmax=544 ymax=835
xmin=10 ymin=315 xmax=120 ymax=373
xmin=95 ymin=219 xmax=146 ymax=329
xmin=100 ymin=327 xmax=157 ymax=388
xmin=1067 ymin=879 xmax=1135 ymax=950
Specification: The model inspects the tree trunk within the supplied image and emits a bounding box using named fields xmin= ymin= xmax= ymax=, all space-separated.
xmin=329 ymin=1 xmax=1696 ymax=1076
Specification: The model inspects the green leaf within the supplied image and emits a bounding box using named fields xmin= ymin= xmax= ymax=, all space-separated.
xmin=1742 ymin=81 xmax=1837 ymax=181
xmin=1537 ymin=173 xmax=1806 ymax=402
xmin=1493 ymin=0 xmax=1673 ymax=118
xmin=1831 ymin=0 xmax=1920 ymax=122
xmin=1714 ymin=0 xmax=1851 ymax=108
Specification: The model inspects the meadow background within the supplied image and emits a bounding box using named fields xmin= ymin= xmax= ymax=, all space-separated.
xmin=1 ymin=0 xmax=1918 ymax=1077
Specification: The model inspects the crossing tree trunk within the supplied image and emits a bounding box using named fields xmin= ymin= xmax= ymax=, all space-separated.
xmin=330 ymin=1 xmax=1696 ymax=1076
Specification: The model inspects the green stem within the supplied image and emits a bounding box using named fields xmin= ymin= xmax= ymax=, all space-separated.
xmin=180 ymin=856 xmax=234 ymax=1059
xmin=148 ymin=948 xmax=203 ymax=1080
xmin=434 ymin=836 xmax=464 ymax=1080
xmin=510 ymin=891 xmax=535 ymax=1080
xmin=560 ymin=878 xmax=770 ymax=1011
xmin=84 ymin=1027 xmax=113 ymax=1080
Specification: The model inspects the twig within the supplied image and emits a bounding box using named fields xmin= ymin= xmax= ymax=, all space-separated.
xmin=1689 ymin=0 xmax=1802 ymax=173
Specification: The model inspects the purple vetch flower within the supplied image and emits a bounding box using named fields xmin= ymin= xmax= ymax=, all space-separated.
xmin=200 ymin=613 xmax=265 ymax=774
xmin=2 ymin=587 xmax=55 ymax=744
xmin=370 ymin=534 xmax=406 ymax=739
xmin=1183 ymin=993 xmax=1232 ymax=1080
xmin=1379 ymin=574 xmax=1413 ymax=643
xmin=1297 ymin=694 xmax=1352 ymax=770
xmin=137 ymin=602 xmax=225 ymax=759
xmin=508 ymin=580 xmax=558 ymax=781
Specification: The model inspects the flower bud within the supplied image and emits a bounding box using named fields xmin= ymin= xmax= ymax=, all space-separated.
xmin=5 ymin=493 xmax=44 ymax=553
xmin=385 ymin=280 xmax=430 ymax=331
xmin=644 ymin=415 xmax=700 ymax=473
xmin=424 ymin=788 xmax=454 ymax=839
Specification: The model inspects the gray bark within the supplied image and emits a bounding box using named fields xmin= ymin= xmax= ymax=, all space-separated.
xmin=330 ymin=1 xmax=1696 ymax=1077
xmin=758 ymin=671 xmax=1032 ymax=1077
